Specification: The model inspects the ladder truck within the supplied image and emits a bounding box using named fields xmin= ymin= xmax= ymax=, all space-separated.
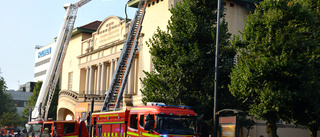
xmin=26 ymin=0 xmax=90 ymax=137
xmin=90 ymin=0 xmax=199 ymax=136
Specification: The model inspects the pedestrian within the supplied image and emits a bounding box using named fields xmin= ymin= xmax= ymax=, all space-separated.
xmin=0 ymin=130 xmax=4 ymax=137
xmin=52 ymin=130 xmax=59 ymax=137
xmin=15 ymin=130 xmax=21 ymax=137
xmin=21 ymin=129 xmax=27 ymax=137
xmin=85 ymin=112 xmax=91 ymax=126
xmin=41 ymin=128 xmax=50 ymax=137
xmin=6 ymin=131 xmax=10 ymax=137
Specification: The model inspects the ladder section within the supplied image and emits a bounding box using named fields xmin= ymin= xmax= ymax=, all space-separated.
xmin=101 ymin=0 xmax=147 ymax=112
xmin=43 ymin=5 xmax=79 ymax=120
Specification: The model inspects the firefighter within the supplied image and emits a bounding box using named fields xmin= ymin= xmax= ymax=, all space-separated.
xmin=41 ymin=128 xmax=50 ymax=137
xmin=21 ymin=129 xmax=27 ymax=137
xmin=0 ymin=130 xmax=4 ymax=137
xmin=52 ymin=130 xmax=59 ymax=137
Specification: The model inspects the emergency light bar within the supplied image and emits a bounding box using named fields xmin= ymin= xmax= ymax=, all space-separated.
xmin=147 ymin=102 xmax=166 ymax=106
xmin=146 ymin=102 xmax=192 ymax=109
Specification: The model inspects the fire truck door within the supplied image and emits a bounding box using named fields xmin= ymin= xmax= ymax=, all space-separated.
xmin=138 ymin=114 xmax=144 ymax=137
xmin=127 ymin=114 xmax=139 ymax=137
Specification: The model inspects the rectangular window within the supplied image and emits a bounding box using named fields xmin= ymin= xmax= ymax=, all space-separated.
xmin=130 ymin=114 xmax=138 ymax=129
xmin=14 ymin=100 xmax=25 ymax=107
xmin=63 ymin=123 xmax=75 ymax=134
xmin=43 ymin=124 xmax=53 ymax=133
xmin=139 ymin=115 xmax=144 ymax=127
xmin=68 ymin=72 xmax=73 ymax=91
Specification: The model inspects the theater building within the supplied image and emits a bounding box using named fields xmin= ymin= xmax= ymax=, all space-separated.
xmin=51 ymin=0 xmax=317 ymax=136
xmin=57 ymin=0 xmax=188 ymax=121
xmin=56 ymin=0 xmax=248 ymax=128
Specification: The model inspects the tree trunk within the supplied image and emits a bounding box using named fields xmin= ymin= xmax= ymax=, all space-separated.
xmin=265 ymin=120 xmax=278 ymax=137
xmin=308 ymin=125 xmax=318 ymax=137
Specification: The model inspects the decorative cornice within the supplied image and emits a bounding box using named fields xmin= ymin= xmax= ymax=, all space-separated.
xmin=59 ymin=90 xmax=106 ymax=102
xmin=77 ymin=39 xmax=126 ymax=59
xmin=59 ymin=90 xmax=78 ymax=102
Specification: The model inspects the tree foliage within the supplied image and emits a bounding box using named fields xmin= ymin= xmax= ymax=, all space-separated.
xmin=291 ymin=1 xmax=320 ymax=137
xmin=229 ymin=0 xmax=320 ymax=137
xmin=47 ymin=83 xmax=60 ymax=120
xmin=140 ymin=0 xmax=239 ymax=135
xmin=0 ymin=77 xmax=16 ymax=115
xmin=0 ymin=112 xmax=21 ymax=127
xmin=21 ymin=81 xmax=59 ymax=122
xmin=21 ymin=81 xmax=42 ymax=124
xmin=0 ymin=77 xmax=18 ymax=127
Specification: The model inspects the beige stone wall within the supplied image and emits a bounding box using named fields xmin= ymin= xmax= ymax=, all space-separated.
xmin=60 ymin=34 xmax=83 ymax=93
xmin=224 ymin=1 xmax=250 ymax=37
xmin=132 ymin=0 xmax=176 ymax=106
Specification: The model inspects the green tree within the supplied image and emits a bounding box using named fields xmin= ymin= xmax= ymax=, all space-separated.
xmin=295 ymin=0 xmax=320 ymax=137
xmin=140 ymin=0 xmax=239 ymax=135
xmin=0 ymin=112 xmax=21 ymax=127
xmin=21 ymin=81 xmax=42 ymax=124
xmin=0 ymin=77 xmax=16 ymax=116
xmin=21 ymin=81 xmax=59 ymax=122
xmin=229 ymin=0 xmax=320 ymax=137
xmin=47 ymin=83 xmax=60 ymax=120
xmin=0 ymin=76 xmax=18 ymax=127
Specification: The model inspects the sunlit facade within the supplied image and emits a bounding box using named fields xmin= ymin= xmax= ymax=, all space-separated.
xmin=52 ymin=0 xmax=318 ymax=136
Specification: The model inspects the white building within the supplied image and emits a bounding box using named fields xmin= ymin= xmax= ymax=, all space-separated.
xmin=34 ymin=42 xmax=56 ymax=82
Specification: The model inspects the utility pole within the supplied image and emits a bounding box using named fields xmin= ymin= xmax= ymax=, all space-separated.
xmin=214 ymin=0 xmax=222 ymax=136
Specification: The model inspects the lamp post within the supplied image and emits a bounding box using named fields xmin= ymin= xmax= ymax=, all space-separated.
xmin=26 ymin=106 xmax=34 ymax=122
xmin=214 ymin=0 xmax=222 ymax=136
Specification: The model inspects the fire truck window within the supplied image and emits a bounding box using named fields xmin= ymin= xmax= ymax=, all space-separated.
xmin=139 ymin=115 xmax=144 ymax=127
xmin=43 ymin=124 xmax=52 ymax=133
xmin=130 ymin=114 xmax=138 ymax=129
xmin=63 ymin=123 xmax=75 ymax=134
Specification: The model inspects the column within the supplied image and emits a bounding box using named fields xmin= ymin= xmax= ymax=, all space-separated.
xmin=100 ymin=62 xmax=107 ymax=95
xmin=88 ymin=66 xmax=95 ymax=94
xmin=85 ymin=67 xmax=90 ymax=94
xmin=109 ymin=59 xmax=115 ymax=84
xmin=128 ymin=57 xmax=135 ymax=94
xmin=96 ymin=63 xmax=102 ymax=95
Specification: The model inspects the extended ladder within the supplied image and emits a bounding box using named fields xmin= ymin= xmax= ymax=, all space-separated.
xmin=32 ymin=0 xmax=91 ymax=120
xmin=101 ymin=0 xmax=147 ymax=111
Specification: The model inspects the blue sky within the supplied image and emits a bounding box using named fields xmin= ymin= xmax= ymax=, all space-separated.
xmin=0 ymin=0 xmax=136 ymax=90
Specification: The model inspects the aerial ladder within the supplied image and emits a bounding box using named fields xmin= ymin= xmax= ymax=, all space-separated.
xmin=31 ymin=0 xmax=91 ymax=121
xmin=101 ymin=0 xmax=147 ymax=111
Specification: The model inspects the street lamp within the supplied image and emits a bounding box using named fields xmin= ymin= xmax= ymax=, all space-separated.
xmin=25 ymin=106 xmax=34 ymax=122
xmin=214 ymin=0 xmax=222 ymax=136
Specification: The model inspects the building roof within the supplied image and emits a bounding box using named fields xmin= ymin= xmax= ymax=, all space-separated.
xmin=80 ymin=20 xmax=102 ymax=30
xmin=71 ymin=20 xmax=102 ymax=36
xmin=54 ymin=20 xmax=102 ymax=41
xmin=5 ymin=90 xmax=33 ymax=100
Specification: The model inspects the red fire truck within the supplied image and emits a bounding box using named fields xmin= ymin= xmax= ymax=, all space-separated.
xmin=91 ymin=103 xmax=199 ymax=137
xmin=26 ymin=0 xmax=91 ymax=136
xmin=0 ymin=126 xmax=14 ymax=136
xmin=26 ymin=120 xmax=88 ymax=137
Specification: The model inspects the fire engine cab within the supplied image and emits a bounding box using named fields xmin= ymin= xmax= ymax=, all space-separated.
xmin=91 ymin=103 xmax=199 ymax=137
xmin=26 ymin=119 xmax=88 ymax=137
